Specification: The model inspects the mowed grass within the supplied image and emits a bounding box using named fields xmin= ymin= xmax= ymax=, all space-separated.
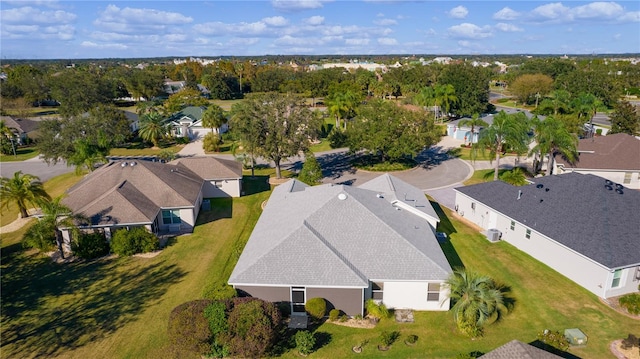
xmin=1 ymin=172 xmax=638 ymax=358
xmin=0 ymin=146 xmax=39 ymax=162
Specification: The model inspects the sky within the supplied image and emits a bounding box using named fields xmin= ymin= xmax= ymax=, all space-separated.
xmin=1 ymin=0 xmax=639 ymax=59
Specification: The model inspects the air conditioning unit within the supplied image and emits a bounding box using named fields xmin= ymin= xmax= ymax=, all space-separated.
xmin=486 ymin=229 xmax=501 ymax=243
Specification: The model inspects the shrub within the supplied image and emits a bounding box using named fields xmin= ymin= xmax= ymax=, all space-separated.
xmin=167 ymin=299 xmax=213 ymax=357
xmin=72 ymin=232 xmax=109 ymax=259
xmin=537 ymin=329 xmax=570 ymax=353
xmin=298 ymin=152 xmax=323 ymax=185
xmin=175 ymin=136 xmax=190 ymax=144
xmin=295 ymin=330 xmax=316 ymax=355
xmin=202 ymin=282 xmax=237 ymax=301
xmin=305 ymin=297 xmax=327 ymax=321
xmin=406 ymin=334 xmax=418 ymax=344
xmin=365 ymin=299 xmax=390 ymax=320
xmin=158 ymin=149 xmax=177 ymax=162
xmin=219 ymin=298 xmax=281 ymax=358
xmin=204 ymin=301 xmax=230 ymax=358
xmin=110 ymin=227 xmax=158 ymax=256
xmin=327 ymin=128 xmax=348 ymax=148
xmin=329 ymin=309 xmax=340 ymax=321
xmin=354 ymin=314 xmax=363 ymax=320
xmin=276 ymin=301 xmax=291 ymax=318
xmin=203 ymin=132 xmax=222 ymax=152
xmin=379 ymin=330 xmax=399 ymax=347
xmin=619 ymin=293 xmax=640 ymax=315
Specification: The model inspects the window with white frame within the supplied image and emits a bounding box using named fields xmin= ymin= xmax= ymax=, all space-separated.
xmin=372 ymin=282 xmax=383 ymax=300
xmin=510 ymin=221 xmax=515 ymax=231
xmin=525 ymin=229 xmax=531 ymax=239
xmin=162 ymin=209 xmax=181 ymax=224
xmin=427 ymin=283 xmax=440 ymax=301
xmin=612 ymin=269 xmax=622 ymax=288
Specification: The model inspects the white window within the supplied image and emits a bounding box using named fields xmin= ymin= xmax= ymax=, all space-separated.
xmin=510 ymin=221 xmax=515 ymax=231
xmin=612 ymin=269 xmax=622 ymax=288
xmin=525 ymin=229 xmax=531 ymax=239
xmin=162 ymin=209 xmax=181 ymax=224
xmin=372 ymin=282 xmax=383 ymax=300
xmin=427 ymin=283 xmax=440 ymax=302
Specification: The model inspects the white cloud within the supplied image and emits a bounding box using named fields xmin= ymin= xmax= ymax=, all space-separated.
xmin=377 ymin=37 xmax=398 ymax=45
xmin=97 ymin=4 xmax=192 ymax=24
xmin=193 ymin=21 xmax=270 ymax=37
xmin=572 ymin=2 xmax=623 ymax=20
xmin=81 ymin=41 xmax=127 ymax=50
xmin=304 ymin=15 xmax=325 ymax=25
xmin=345 ymin=38 xmax=370 ymax=45
xmin=448 ymin=23 xmax=493 ymax=39
xmin=1 ymin=6 xmax=76 ymax=24
xmin=618 ymin=11 xmax=640 ymax=22
xmin=493 ymin=7 xmax=520 ymax=21
xmin=448 ymin=6 xmax=468 ymax=19
xmin=374 ymin=19 xmax=397 ymax=26
xmin=271 ymin=0 xmax=327 ymax=11
xmin=530 ymin=2 xmax=571 ymax=21
xmin=3 ymin=0 xmax=60 ymax=8
xmin=495 ymin=23 xmax=523 ymax=32
xmin=263 ymin=16 xmax=289 ymax=26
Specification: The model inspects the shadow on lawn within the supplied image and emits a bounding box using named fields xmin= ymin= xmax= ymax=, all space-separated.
xmin=196 ymin=197 xmax=233 ymax=226
xmin=429 ymin=200 xmax=464 ymax=269
xmin=0 ymin=248 xmax=185 ymax=358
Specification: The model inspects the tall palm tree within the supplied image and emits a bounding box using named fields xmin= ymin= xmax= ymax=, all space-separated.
xmin=36 ymin=196 xmax=87 ymax=259
xmin=0 ymin=171 xmax=50 ymax=218
xmin=434 ymin=84 xmax=458 ymax=122
xmin=530 ymin=116 xmax=578 ymax=176
xmin=445 ymin=268 xmax=507 ymax=337
xmin=414 ymin=86 xmax=436 ymax=120
xmin=571 ymin=93 xmax=603 ymax=120
xmin=202 ymin=104 xmax=227 ymax=139
xmin=548 ymin=89 xmax=571 ymax=115
xmin=475 ymin=111 xmax=530 ymax=181
xmin=138 ymin=111 xmax=167 ymax=148
xmin=458 ymin=114 xmax=488 ymax=145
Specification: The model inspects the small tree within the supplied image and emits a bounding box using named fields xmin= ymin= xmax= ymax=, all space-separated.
xmin=305 ymin=297 xmax=327 ymax=321
xmin=219 ymin=298 xmax=281 ymax=358
xmin=295 ymin=330 xmax=316 ymax=356
xmin=110 ymin=227 xmax=158 ymax=256
xmin=365 ymin=299 xmax=390 ymax=321
xmin=298 ymin=152 xmax=323 ymax=185
xmin=203 ymin=132 xmax=222 ymax=152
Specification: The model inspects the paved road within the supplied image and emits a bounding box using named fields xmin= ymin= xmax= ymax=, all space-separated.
xmin=0 ymin=156 xmax=74 ymax=182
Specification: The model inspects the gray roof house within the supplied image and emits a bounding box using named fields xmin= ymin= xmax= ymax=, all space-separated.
xmin=554 ymin=133 xmax=640 ymax=189
xmin=166 ymin=106 xmax=228 ymax=141
xmin=454 ymin=172 xmax=640 ymax=299
xmin=228 ymin=173 xmax=453 ymax=316
xmin=60 ymin=157 xmax=242 ymax=252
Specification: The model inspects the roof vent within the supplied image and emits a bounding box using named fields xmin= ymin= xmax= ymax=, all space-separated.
xmin=605 ymin=184 xmax=613 ymax=190
xmin=130 ymin=161 xmax=137 ymax=166
xmin=338 ymin=193 xmax=347 ymax=201
xmin=615 ymin=183 xmax=623 ymax=191
xmin=616 ymin=188 xmax=624 ymax=195
xmin=121 ymin=162 xmax=128 ymax=167
xmin=536 ymin=184 xmax=543 ymax=189
xmin=545 ymin=188 xmax=550 ymax=192
xmin=605 ymin=179 xmax=613 ymax=186
xmin=376 ymin=193 xmax=383 ymax=198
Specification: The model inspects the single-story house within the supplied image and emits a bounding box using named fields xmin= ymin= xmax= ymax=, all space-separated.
xmin=1 ymin=116 xmax=40 ymax=145
xmin=554 ymin=133 xmax=640 ymax=190
xmin=166 ymin=106 xmax=228 ymax=141
xmin=228 ymin=174 xmax=453 ymax=316
xmin=446 ymin=122 xmax=483 ymax=144
xmin=60 ymin=157 xmax=242 ymax=251
xmin=454 ymin=172 xmax=640 ymax=299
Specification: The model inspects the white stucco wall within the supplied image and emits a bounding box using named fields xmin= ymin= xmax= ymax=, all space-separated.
xmin=382 ymin=281 xmax=450 ymax=311
xmin=605 ymin=266 xmax=640 ymax=298
xmin=455 ymin=192 xmax=639 ymax=298
xmin=202 ymin=179 xmax=242 ymax=198
xmin=158 ymin=206 xmax=196 ymax=232
xmin=554 ymin=167 xmax=640 ymax=190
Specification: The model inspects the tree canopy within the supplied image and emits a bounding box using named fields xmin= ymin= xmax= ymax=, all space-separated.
xmin=609 ymin=100 xmax=640 ymax=136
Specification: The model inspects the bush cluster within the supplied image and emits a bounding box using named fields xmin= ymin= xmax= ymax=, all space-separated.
xmin=110 ymin=227 xmax=158 ymax=256
xmin=72 ymin=232 xmax=110 ymax=259
xmin=328 ymin=308 xmax=341 ymax=321
xmin=619 ymin=293 xmax=640 ymax=315
xmin=167 ymin=299 xmax=214 ymax=357
xmin=295 ymin=330 xmax=316 ymax=355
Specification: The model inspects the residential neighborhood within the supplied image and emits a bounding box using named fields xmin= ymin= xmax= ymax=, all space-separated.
xmin=1 ymin=47 xmax=640 ymax=359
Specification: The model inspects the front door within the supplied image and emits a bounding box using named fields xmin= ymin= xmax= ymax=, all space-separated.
xmin=291 ymin=287 xmax=306 ymax=315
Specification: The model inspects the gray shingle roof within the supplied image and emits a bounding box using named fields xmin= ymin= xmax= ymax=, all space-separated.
xmin=455 ymin=172 xmax=640 ymax=269
xmin=480 ymin=340 xmax=562 ymax=359
xmin=555 ymin=133 xmax=640 ymax=171
xmin=171 ymin=156 xmax=242 ymax=180
xmin=63 ymin=160 xmax=204 ymax=226
xmin=229 ymin=174 xmax=452 ymax=287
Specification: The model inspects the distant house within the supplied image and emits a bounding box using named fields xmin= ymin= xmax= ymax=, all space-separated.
xmin=229 ymin=174 xmax=452 ymax=316
xmin=554 ymin=133 xmax=640 ymax=189
xmin=60 ymin=157 xmax=242 ymax=252
xmin=1 ymin=116 xmax=40 ymax=144
xmin=165 ymin=106 xmax=228 ymax=140
xmin=454 ymin=172 xmax=640 ymax=299
xmin=446 ymin=121 xmax=484 ymax=144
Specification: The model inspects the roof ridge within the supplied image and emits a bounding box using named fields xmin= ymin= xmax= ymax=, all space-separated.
xmin=75 ymin=180 xmax=150 ymax=221
xmin=303 ymin=220 xmax=368 ymax=283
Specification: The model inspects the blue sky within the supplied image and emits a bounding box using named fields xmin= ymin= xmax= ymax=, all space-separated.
xmin=1 ymin=0 xmax=639 ymax=59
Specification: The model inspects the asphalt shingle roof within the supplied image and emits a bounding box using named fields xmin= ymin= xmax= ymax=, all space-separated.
xmin=229 ymin=174 xmax=452 ymax=287
xmin=555 ymin=133 xmax=640 ymax=171
xmin=455 ymin=172 xmax=640 ymax=269
xmin=479 ymin=340 xmax=562 ymax=359
xmin=171 ymin=156 xmax=242 ymax=180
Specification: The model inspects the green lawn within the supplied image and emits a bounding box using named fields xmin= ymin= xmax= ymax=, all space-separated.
xmin=0 ymin=146 xmax=39 ymax=162
xmin=1 ymin=173 xmax=638 ymax=359
xmin=447 ymin=146 xmax=506 ymax=161
xmin=108 ymin=144 xmax=183 ymax=157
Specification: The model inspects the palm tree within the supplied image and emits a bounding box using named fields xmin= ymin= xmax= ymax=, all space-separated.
xmin=458 ymin=114 xmax=488 ymax=145
xmin=547 ymin=89 xmax=571 ymax=115
xmin=434 ymin=84 xmax=458 ymax=122
xmin=571 ymin=93 xmax=603 ymax=121
xmin=138 ymin=111 xmax=167 ymax=148
xmin=445 ymin=268 xmax=507 ymax=337
xmin=202 ymin=104 xmax=227 ymax=139
xmin=530 ymin=116 xmax=578 ymax=176
xmin=475 ymin=111 xmax=530 ymax=181
xmin=0 ymin=171 xmax=50 ymax=218
xmin=68 ymin=139 xmax=107 ymax=174
xmin=36 ymin=196 xmax=87 ymax=259
xmin=414 ymin=86 xmax=436 ymax=120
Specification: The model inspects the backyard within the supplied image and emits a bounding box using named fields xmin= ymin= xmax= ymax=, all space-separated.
xmin=0 ymin=172 xmax=638 ymax=358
